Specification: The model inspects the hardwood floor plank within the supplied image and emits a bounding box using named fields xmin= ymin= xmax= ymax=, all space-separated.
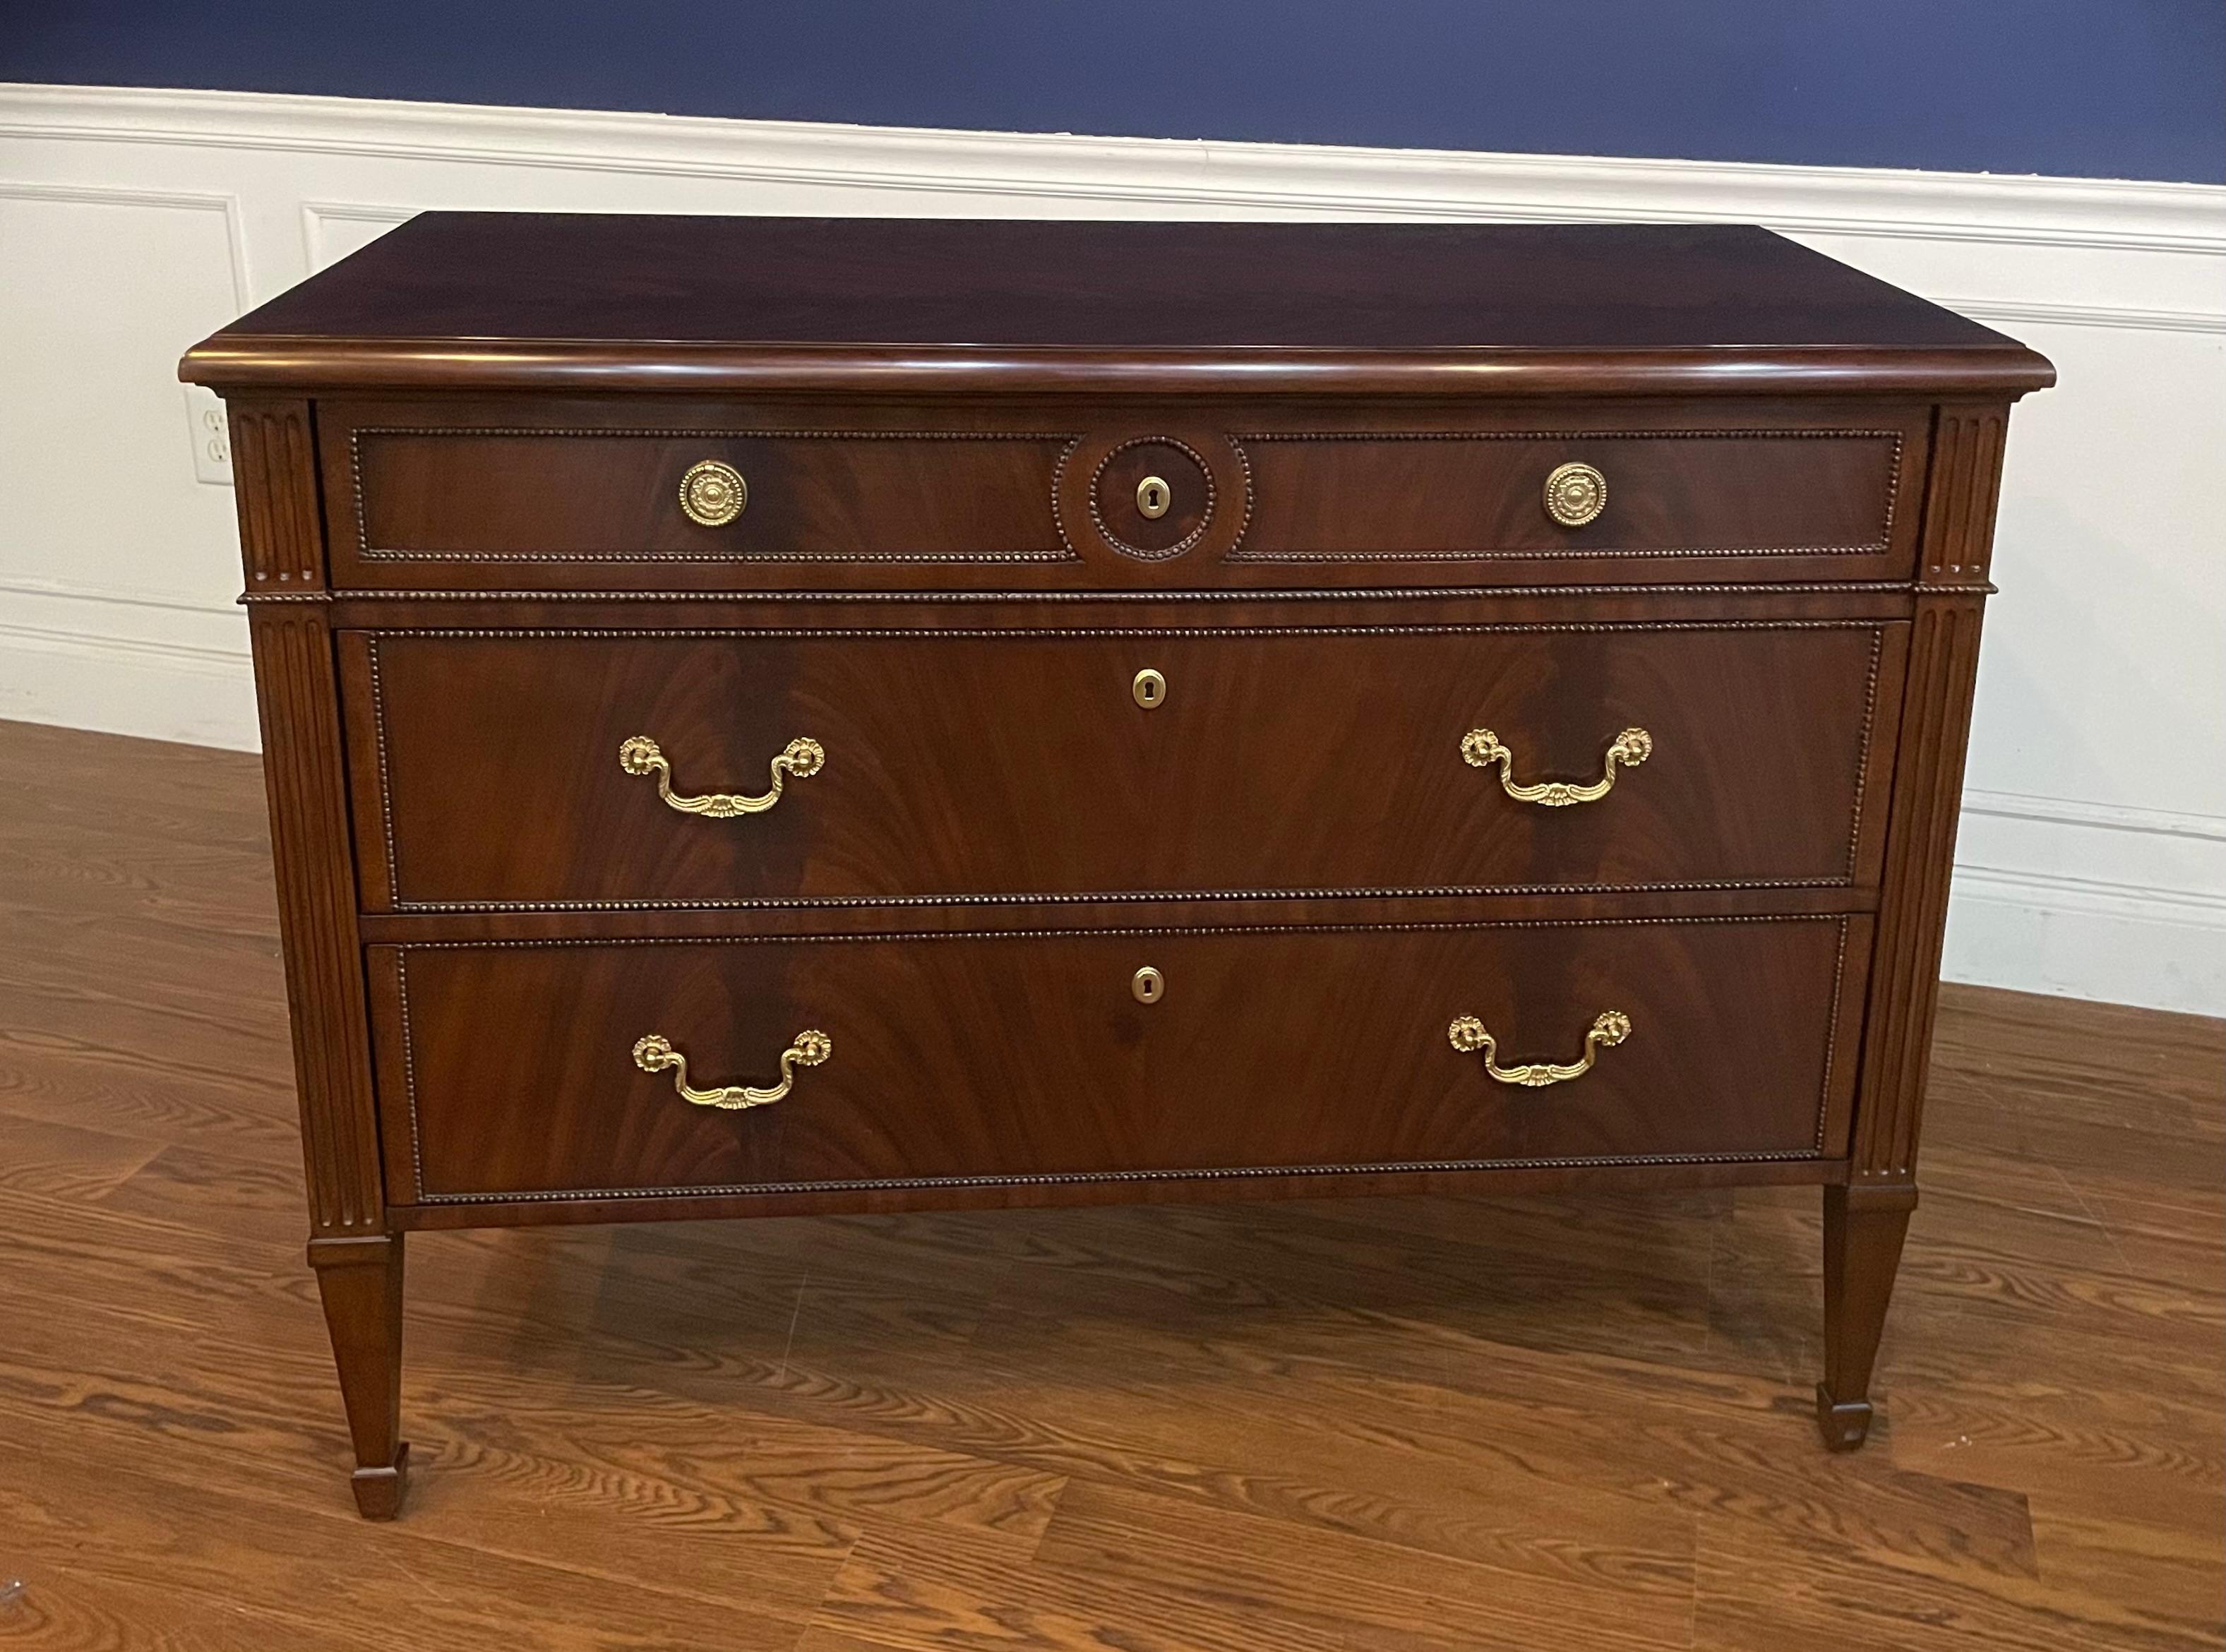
xmin=804 ymin=1519 xmax=1350 ymax=1652
xmin=0 ymin=1259 xmax=1067 ymax=1555
xmin=0 ymin=1113 xmax=162 ymax=1202
xmin=0 ymin=1434 xmax=818 ymax=1652
xmin=1930 ymin=983 xmax=2226 ymax=1132
xmin=2028 ymin=1504 xmax=2226 ymax=1630
xmin=1693 ymin=1509 xmax=2218 ymax=1652
xmin=0 ymin=1567 xmax=389 ymax=1652
xmin=1029 ymin=1478 xmax=1695 ymax=1652
xmin=0 ymin=1022 xmax=300 ymax=1154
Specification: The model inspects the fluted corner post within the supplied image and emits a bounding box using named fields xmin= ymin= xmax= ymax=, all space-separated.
xmin=231 ymin=397 xmax=409 ymax=1515
xmin=1821 ymin=402 xmax=2009 ymax=1449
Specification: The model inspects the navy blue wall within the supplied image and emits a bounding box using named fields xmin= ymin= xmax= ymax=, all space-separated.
xmin=8 ymin=1 xmax=2221 ymax=184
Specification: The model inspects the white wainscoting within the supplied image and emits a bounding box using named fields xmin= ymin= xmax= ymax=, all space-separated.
xmin=3 ymin=84 xmax=2221 ymax=1012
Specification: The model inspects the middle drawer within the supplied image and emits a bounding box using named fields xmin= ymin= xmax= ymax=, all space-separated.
xmin=343 ymin=621 xmax=1902 ymax=909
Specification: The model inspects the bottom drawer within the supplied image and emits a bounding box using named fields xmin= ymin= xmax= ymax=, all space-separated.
xmin=371 ymin=916 xmax=1868 ymax=1205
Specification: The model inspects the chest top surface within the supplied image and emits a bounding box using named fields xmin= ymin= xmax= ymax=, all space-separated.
xmin=180 ymin=215 xmax=2052 ymax=400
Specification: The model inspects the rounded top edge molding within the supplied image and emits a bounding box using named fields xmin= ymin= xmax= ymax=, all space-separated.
xmin=178 ymin=338 xmax=2060 ymax=399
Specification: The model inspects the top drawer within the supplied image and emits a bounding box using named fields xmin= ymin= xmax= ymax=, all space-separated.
xmin=319 ymin=402 xmax=1927 ymax=592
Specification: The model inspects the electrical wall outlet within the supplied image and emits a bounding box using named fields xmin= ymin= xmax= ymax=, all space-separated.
xmin=184 ymin=385 xmax=232 ymax=485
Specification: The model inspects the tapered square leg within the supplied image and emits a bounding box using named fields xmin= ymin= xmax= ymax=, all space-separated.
xmin=309 ymin=1233 xmax=409 ymax=1518
xmin=1816 ymin=1183 xmax=1915 ymax=1450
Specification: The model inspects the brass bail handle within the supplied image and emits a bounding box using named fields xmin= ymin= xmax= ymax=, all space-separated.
xmin=619 ymin=734 xmax=824 ymax=818
xmin=1447 ymin=1010 xmax=1631 ymax=1088
xmin=633 ymin=1030 xmax=832 ymax=1111
xmin=1461 ymin=726 xmax=1652 ymax=806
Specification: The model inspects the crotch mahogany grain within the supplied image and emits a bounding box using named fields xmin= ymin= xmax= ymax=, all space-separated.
xmin=369 ymin=916 xmax=1870 ymax=1205
xmin=179 ymin=215 xmax=2053 ymax=1520
xmin=343 ymin=622 xmax=1902 ymax=909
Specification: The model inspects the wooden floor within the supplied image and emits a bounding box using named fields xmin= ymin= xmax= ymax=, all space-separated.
xmin=0 ymin=715 xmax=2219 ymax=1651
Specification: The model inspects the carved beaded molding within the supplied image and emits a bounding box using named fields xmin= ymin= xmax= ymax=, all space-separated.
xmin=361 ymin=620 xmax=1892 ymax=913
xmin=392 ymin=914 xmax=1852 ymax=1204
xmin=1070 ymin=434 xmax=1231 ymax=563
xmin=1226 ymin=428 xmax=1904 ymax=562
xmin=409 ymin=1151 xmax=1838 ymax=1207
xmin=348 ymin=426 xmax=1083 ymax=563
xmin=241 ymin=578 xmax=1934 ymax=604
xmin=342 ymin=423 xmax=1903 ymax=570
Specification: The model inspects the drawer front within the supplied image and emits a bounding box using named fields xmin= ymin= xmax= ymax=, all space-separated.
xmin=1234 ymin=429 xmax=1905 ymax=568
xmin=332 ymin=424 xmax=1073 ymax=578
xmin=319 ymin=403 xmax=1925 ymax=592
xmin=346 ymin=622 xmax=1902 ymax=909
xmin=373 ymin=916 xmax=1869 ymax=1204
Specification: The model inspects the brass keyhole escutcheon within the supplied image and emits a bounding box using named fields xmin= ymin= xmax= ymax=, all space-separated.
xmin=1132 ymin=667 xmax=1167 ymax=709
xmin=680 ymin=459 xmax=748 ymax=527
xmin=1136 ymin=475 xmax=1172 ymax=519
xmin=1132 ymin=966 xmax=1165 ymax=1005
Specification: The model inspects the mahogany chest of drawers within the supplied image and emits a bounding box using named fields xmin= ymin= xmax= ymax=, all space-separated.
xmin=182 ymin=216 xmax=2051 ymax=1518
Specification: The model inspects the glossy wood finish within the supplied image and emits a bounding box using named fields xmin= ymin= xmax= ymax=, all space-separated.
xmin=1237 ymin=427 xmax=1903 ymax=565
xmin=343 ymin=621 xmax=1903 ymax=909
xmin=1853 ymin=405 xmax=2010 ymax=1195
xmin=369 ymin=916 xmax=1869 ymax=1204
xmin=245 ymin=577 xmax=378 ymax=1240
xmin=1 ymin=717 xmax=2215 ymax=1649
xmin=315 ymin=396 xmax=1934 ymax=594
xmin=179 ymin=217 xmax=2054 ymax=1517
xmin=349 ymin=426 xmax=1072 ymax=563
xmin=1818 ymin=1183 xmax=1918 ymax=1449
xmin=181 ymin=217 xmax=2054 ymax=397
xmin=228 ymin=400 xmax=323 ymax=590
xmin=306 ymin=1233 xmax=408 ymax=1518
xmin=337 ymin=414 xmax=1914 ymax=583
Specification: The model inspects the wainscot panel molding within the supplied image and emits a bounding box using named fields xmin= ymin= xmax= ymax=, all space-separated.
xmin=4 ymin=83 xmax=2222 ymax=1013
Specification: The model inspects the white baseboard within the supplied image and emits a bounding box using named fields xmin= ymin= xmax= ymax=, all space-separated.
xmin=1945 ymin=869 xmax=2226 ymax=1016
xmin=1943 ymin=788 xmax=2226 ymax=1014
xmin=0 ymin=627 xmax=254 ymax=752
xmin=2 ymin=83 xmax=2222 ymax=1013
xmin=0 ymin=580 xmax=256 ymax=750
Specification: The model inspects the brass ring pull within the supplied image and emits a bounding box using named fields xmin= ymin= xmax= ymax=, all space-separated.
xmin=618 ymin=734 xmax=823 ymax=817
xmin=1543 ymin=461 xmax=1606 ymax=527
xmin=679 ymin=459 xmax=747 ymax=527
xmin=1447 ymin=1011 xmax=1630 ymax=1087
xmin=633 ymin=1030 xmax=831 ymax=1111
xmin=1461 ymin=726 xmax=1651 ymax=806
